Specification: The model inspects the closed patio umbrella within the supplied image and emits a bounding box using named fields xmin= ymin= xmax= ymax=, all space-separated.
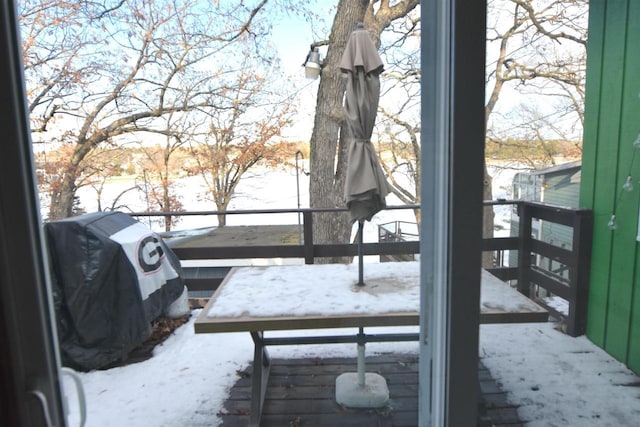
xmin=340 ymin=23 xmax=390 ymax=286
xmin=336 ymin=25 xmax=392 ymax=407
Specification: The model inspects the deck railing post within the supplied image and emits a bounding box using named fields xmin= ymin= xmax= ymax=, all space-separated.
xmin=517 ymin=202 xmax=532 ymax=297
xmin=566 ymin=209 xmax=593 ymax=336
xmin=303 ymin=210 xmax=314 ymax=264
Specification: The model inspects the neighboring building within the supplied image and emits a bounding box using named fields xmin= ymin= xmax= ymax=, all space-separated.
xmin=510 ymin=161 xmax=581 ymax=284
xmin=513 ymin=161 xmax=581 ymax=207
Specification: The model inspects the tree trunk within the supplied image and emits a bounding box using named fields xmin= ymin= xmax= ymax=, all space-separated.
xmin=309 ymin=0 xmax=369 ymax=262
xmin=49 ymin=173 xmax=77 ymax=220
xmin=309 ymin=0 xmax=419 ymax=263
xmin=216 ymin=199 xmax=229 ymax=227
xmin=163 ymin=185 xmax=172 ymax=232
xmin=482 ymin=164 xmax=494 ymax=268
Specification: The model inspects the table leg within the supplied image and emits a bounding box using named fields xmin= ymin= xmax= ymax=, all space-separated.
xmin=249 ymin=331 xmax=271 ymax=427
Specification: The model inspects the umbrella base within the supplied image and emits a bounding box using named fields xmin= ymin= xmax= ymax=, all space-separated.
xmin=335 ymin=372 xmax=389 ymax=408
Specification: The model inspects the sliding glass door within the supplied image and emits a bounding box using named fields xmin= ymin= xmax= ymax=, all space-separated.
xmin=0 ymin=0 xmax=487 ymax=426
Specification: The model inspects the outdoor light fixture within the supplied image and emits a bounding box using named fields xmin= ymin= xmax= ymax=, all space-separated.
xmin=304 ymin=46 xmax=322 ymax=79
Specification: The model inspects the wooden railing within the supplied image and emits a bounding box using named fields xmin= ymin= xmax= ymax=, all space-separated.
xmin=133 ymin=205 xmax=420 ymax=264
xmin=131 ymin=200 xmax=593 ymax=336
xmin=483 ymin=200 xmax=593 ymax=336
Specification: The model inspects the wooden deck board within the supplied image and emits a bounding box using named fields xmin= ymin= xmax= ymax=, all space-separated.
xmin=218 ymin=354 xmax=524 ymax=426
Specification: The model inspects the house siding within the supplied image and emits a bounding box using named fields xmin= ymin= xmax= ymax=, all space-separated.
xmin=510 ymin=165 xmax=580 ymax=286
xmin=540 ymin=170 xmax=580 ymax=252
xmin=580 ymin=0 xmax=640 ymax=373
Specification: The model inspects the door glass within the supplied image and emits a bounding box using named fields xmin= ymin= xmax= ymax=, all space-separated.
xmin=18 ymin=1 xmax=429 ymax=425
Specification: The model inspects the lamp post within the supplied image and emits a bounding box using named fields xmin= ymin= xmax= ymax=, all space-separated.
xmin=295 ymin=150 xmax=309 ymax=244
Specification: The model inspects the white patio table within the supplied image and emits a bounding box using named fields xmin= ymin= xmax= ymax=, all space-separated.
xmin=194 ymin=261 xmax=547 ymax=426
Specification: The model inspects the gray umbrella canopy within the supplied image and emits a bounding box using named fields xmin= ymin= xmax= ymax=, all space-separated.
xmin=340 ymin=24 xmax=390 ymax=223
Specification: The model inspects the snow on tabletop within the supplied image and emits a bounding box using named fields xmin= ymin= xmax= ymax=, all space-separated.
xmin=480 ymin=269 xmax=544 ymax=313
xmin=205 ymin=262 xmax=540 ymax=319
xmin=206 ymin=261 xmax=421 ymax=318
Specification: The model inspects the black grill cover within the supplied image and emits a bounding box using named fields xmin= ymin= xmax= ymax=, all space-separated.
xmin=45 ymin=211 xmax=185 ymax=371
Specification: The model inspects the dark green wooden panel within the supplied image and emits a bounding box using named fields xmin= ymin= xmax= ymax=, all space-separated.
xmin=604 ymin=0 xmax=640 ymax=364
xmin=580 ymin=0 xmax=605 ymax=209
xmin=623 ymin=0 xmax=640 ymax=373
xmin=584 ymin=0 xmax=625 ymax=346
xmin=581 ymin=0 xmax=640 ymax=374
xmin=581 ymin=0 xmax=607 ymax=344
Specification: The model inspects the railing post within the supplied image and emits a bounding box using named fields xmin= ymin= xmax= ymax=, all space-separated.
xmin=517 ymin=202 xmax=532 ymax=296
xmin=303 ymin=211 xmax=314 ymax=264
xmin=566 ymin=209 xmax=593 ymax=336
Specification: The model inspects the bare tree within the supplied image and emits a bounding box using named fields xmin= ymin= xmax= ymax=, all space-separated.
xmin=486 ymin=0 xmax=587 ymax=127
xmin=20 ymin=0 xmax=98 ymax=132
xmin=304 ymin=0 xmax=585 ymax=265
xmin=378 ymin=105 xmax=421 ymax=223
xmin=484 ymin=0 xmax=588 ymax=258
xmin=21 ymin=0 xmax=272 ymax=220
xmin=84 ymin=147 xmax=138 ymax=212
xmin=487 ymin=101 xmax=583 ymax=170
xmin=137 ymin=126 xmax=187 ymax=232
xmin=186 ymin=62 xmax=296 ymax=226
xmin=308 ymin=0 xmax=419 ymax=261
xmin=376 ymin=11 xmax=421 ymax=225
xmin=338 ymin=0 xmax=586 ymax=265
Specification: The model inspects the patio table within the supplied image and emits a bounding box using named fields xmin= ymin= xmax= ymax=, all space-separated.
xmin=194 ymin=261 xmax=547 ymax=426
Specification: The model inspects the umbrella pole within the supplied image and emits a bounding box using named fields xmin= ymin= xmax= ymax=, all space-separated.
xmin=357 ymin=220 xmax=365 ymax=286
xmin=357 ymin=327 xmax=366 ymax=387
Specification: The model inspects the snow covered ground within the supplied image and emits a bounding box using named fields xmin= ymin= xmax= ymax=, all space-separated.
xmin=480 ymin=323 xmax=640 ymax=426
xmin=65 ymin=314 xmax=640 ymax=426
xmin=62 ymin=163 xmax=640 ymax=426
